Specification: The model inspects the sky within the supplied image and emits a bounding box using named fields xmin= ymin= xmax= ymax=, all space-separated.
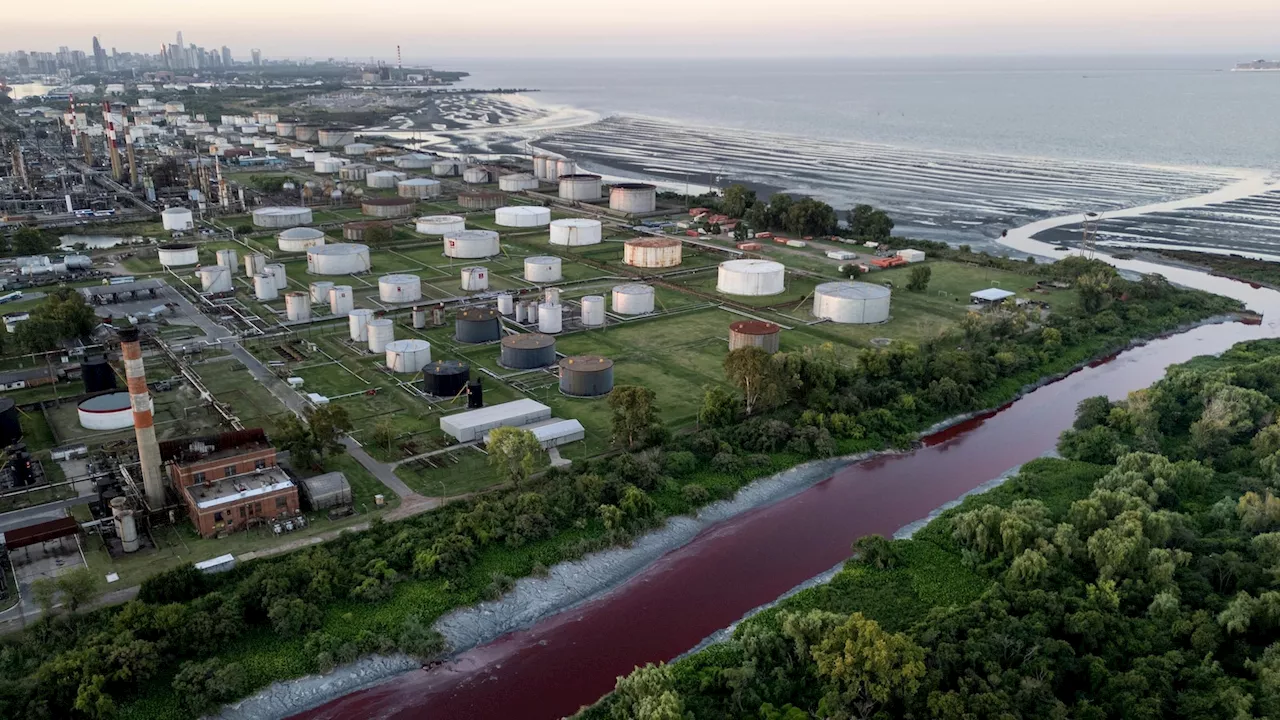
xmin=4 ymin=0 xmax=1279 ymax=59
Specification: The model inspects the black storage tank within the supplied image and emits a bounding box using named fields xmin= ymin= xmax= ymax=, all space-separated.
xmin=559 ymin=355 xmax=615 ymax=397
xmin=467 ymin=379 xmax=484 ymax=409
xmin=0 ymin=398 xmax=21 ymax=448
xmin=8 ymin=444 xmax=34 ymax=486
xmin=80 ymin=354 xmax=118 ymax=394
xmin=454 ymin=307 xmax=502 ymax=344
xmin=499 ymin=333 xmax=557 ymax=369
xmin=422 ymin=360 xmax=470 ymax=397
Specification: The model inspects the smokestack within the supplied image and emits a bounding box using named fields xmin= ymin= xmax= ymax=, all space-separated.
xmin=126 ymin=136 xmax=139 ymax=188
xmin=103 ymin=101 xmax=123 ymax=182
xmin=119 ymin=327 xmax=166 ymax=508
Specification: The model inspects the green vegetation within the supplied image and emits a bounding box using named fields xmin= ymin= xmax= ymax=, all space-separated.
xmin=1156 ymin=248 xmax=1280 ymax=289
xmin=10 ymin=288 xmax=99 ymax=353
xmin=580 ymin=337 xmax=1280 ymax=720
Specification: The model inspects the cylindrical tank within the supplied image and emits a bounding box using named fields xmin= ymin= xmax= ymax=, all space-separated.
xmin=289 ymin=147 xmax=307 ymax=158
xmin=277 ymin=226 xmax=326 ymax=252
xmin=161 ymin=207 xmax=194 ymax=231
xmin=412 ymin=306 xmax=426 ymax=329
xmin=310 ymin=281 xmax=335 ymax=304
xmin=157 ymin=243 xmax=198 ymax=267
xmin=266 ymin=263 xmax=287 ymax=291
xmin=254 ymin=272 xmax=278 ymax=300
xmin=533 ymin=155 xmax=550 ymax=180
xmin=344 ymin=143 xmax=374 ymax=156
xmin=458 ymin=191 xmax=506 ymax=210
xmin=80 ymin=355 xmax=117 ymax=394
xmin=307 ymin=243 xmax=371 ymax=275
xmin=544 ymin=287 xmax=562 ymax=305
xmin=498 ymin=173 xmax=539 ymax=191
xmin=812 ymin=281 xmax=892 ymax=324
xmin=416 ymin=215 xmax=465 ymax=235
xmin=550 ymin=218 xmax=602 ymax=246
xmin=366 ymin=170 xmax=406 ymax=188
xmin=285 ymin=292 xmax=312 ymax=321
xmin=495 ymin=206 xmax=551 ymax=227
xmin=462 ymin=167 xmax=490 ymax=184
xmin=276 ymin=121 xmax=297 ymax=137
xmin=330 ymin=285 xmax=354 ymax=314
xmin=609 ymin=183 xmax=658 ymax=213
xmin=111 ymin=497 xmax=140 ymax=553
xmin=343 ymin=220 xmax=390 ymax=242
xmin=397 ymin=178 xmax=441 ymax=199
xmin=294 ymin=124 xmax=320 ymax=143
xmin=215 ymin=248 xmax=238 ymax=271
xmin=199 ymin=265 xmax=233 ymax=293
xmin=318 ymin=128 xmax=357 ymax=147
xmin=339 ymin=164 xmax=370 ymax=181
xmin=558 ymin=174 xmax=602 ymax=201
xmin=497 ymin=293 xmax=515 ymax=315
xmin=559 ymin=356 xmax=614 ymax=397
xmin=245 ymin=252 xmax=266 ymax=278
xmin=612 ymin=283 xmax=656 ymax=315
xmin=499 ymin=333 xmax=557 ymax=369
xmin=362 ymin=197 xmax=416 ymax=218
xmin=348 ymin=308 xmax=374 ymax=342
xmin=537 ymin=303 xmax=563 ymax=334
xmin=394 ymin=153 xmax=435 ymax=169
xmin=581 ymin=295 xmax=605 ymax=326
xmin=385 ymin=339 xmax=432 ymax=373
xmin=555 ymin=159 xmax=577 ymax=178
xmin=444 ymin=230 xmax=500 ymax=259
xmin=524 ymin=256 xmax=563 ymax=282
xmin=367 ymin=319 xmax=394 ymax=353
xmin=252 ymin=206 xmax=313 ymax=228
xmin=729 ymin=320 xmax=782 ymax=353
xmin=624 ymin=238 xmax=682 ymax=268
xmin=460 ymin=266 xmax=489 ymax=291
xmin=432 ymin=159 xmax=461 ymax=177
xmin=422 ymin=360 xmax=470 ymax=397
xmin=717 ymin=259 xmax=786 ymax=296
xmin=240 ymin=124 xmax=261 ymax=135
xmin=379 ymin=274 xmax=423 ymax=303
xmin=0 ymin=398 xmax=19 ymax=448
xmin=77 ymin=392 xmax=134 ymax=430
xmin=455 ymin=307 xmax=502 ymax=343
xmin=314 ymin=157 xmax=344 ymax=174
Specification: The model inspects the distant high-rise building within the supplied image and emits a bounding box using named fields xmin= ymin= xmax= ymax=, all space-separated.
xmin=251 ymin=49 xmax=261 ymax=66
xmin=222 ymin=46 xmax=232 ymax=66
xmin=92 ymin=36 xmax=106 ymax=72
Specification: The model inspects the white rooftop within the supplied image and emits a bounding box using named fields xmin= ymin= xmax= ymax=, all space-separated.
xmin=441 ymin=398 xmax=552 ymax=442
xmin=484 ymin=417 xmax=585 ymax=448
xmin=971 ymin=288 xmax=1016 ymax=302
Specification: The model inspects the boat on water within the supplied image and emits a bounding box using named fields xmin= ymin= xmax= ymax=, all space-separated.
xmin=1233 ymin=59 xmax=1280 ymax=71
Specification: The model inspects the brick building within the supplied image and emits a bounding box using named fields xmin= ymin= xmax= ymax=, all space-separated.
xmin=159 ymin=428 xmax=300 ymax=538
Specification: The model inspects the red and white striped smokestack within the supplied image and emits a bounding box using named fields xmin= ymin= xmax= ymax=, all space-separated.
xmin=119 ymin=327 xmax=166 ymax=508
xmin=102 ymin=101 xmax=123 ymax=182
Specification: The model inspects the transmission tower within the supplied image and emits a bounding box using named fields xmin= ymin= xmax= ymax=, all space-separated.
xmin=1081 ymin=211 xmax=1100 ymax=258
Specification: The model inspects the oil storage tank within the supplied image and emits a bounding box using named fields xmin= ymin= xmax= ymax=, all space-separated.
xmin=498 ymin=173 xmax=538 ymax=191
xmin=463 ymin=167 xmax=490 ymax=184
xmin=343 ymin=220 xmax=390 ymax=242
xmin=559 ymin=356 xmax=614 ymax=397
xmin=397 ymin=178 xmax=441 ymax=199
xmin=158 ymin=243 xmax=198 ymax=267
xmin=612 ymin=283 xmax=655 ymax=315
xmin=460 ymin=266 xmax=489 ymax=291
xmin=285 ymin=292 xmax=312 ymax=321
xmin=556 ymin=159 xmax=577 ymax=178
xmin=339 ymin=164 xmax=370 ymax=181
xmin=0 ymin=398 xmax=20 ymax=447
xmin=422 ymin=360 xmax=470 ymax=397
xmin=245 ymin=252 xmax=266 ymax=278
xmin=394 ymin=153 xmax=435 ymax=169
xmin=550 ymin=218 xmax=602 ymax=246
xmin=216 ymin=248 xmax=238 ymax=271
xmin=610 ymin=183 xmax=657 ymax=213
xmin=495 ymin=206 xmax=551 ymax=228
xmin=455 ymin=307 xmax=502 ymax=343
xmin=77 ymin=392 xmax=134 ymax=430
xmin=277 ymin=227 xmax=326 ymax=252
xmin=524 ymin=256 xmax=562 ymax=282
xmin=252 ymin=206 xmax=313 ymax=228
xmin=416 ymin=215 xmax=465 ymax=235
xmin=308 ymin=243 xmax=371 ymax=274
xmin=348 ymin=309 xmax=374 ymax=342
xmin=362 ymin=197 xmax=416 ymax=218
xmin=311 ymin=281 xmax=335 ymax=304
xmin=265 ymin=263 xmax=287 ymax=290
xmin=367 ymin=319 xmax=394 ymax=353
xmin=624 ymin=238 xmax=681 ymax=268
xmin=161 ymin=207 xmax=194 ymax=231
xmin=254 ymin=272 xmax=277 ymax=300
xmin=458 ymin=191 xmax=505 ymax=210
xmin=729 ymin=320 xmax=782 ymax=353
xmin=314 ymin=157 xmax=345 ymax=174
xmin=581 ymin=295 xmax=605 ymax=326
xmin=199 ymin=265 xmax=233 ymax=293
xmin=80 ymin=355 xmax=117 ymax=394
xmin=500 ymin=333 xmax=556 ymax=369
xmin=385 ymin=339 xmax=431 ymax=373
xmin=344 ymin=142 xmax=374 ymax=156
xmin=538 ymin=303 xmax=563 ymax=334
xmin=379 ymin=274 xmax=423 ymax=303
xmin=812 ymin=281 xmax=891 ymax=324
xmin=294 ymin=124 xmax=320 ymax=142
xmin=275 ymin=120 xmax=297 ymax=137
xmin=367 ymin=170 xmax=407 ymax=188
xmin=318 ymin=128 xmax=356 ymax=147
xmin=432 ymin=159 xmax=461 ymax=177
xmin=330 ymin=285 xmax=354 ymax=314
xmin=558 ymin=174 xmax=602 ymax=201
xmin=717 ymin=259 xmax=786 ymax=296
xmin=444 ymin=230 xmax=500 ymax=259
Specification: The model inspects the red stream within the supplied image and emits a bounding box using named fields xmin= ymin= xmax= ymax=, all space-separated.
xmin=296 ymin=320 xmax=1274 ymax=720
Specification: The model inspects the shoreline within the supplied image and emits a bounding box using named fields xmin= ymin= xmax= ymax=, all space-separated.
xmin=219 ymin=312 xmax=1246 ymax=720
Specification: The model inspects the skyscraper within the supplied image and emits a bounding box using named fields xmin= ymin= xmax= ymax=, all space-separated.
xmin=222 ymin=46 xmax=232 ymax=66
xmin=92 ymin=36 xmax=106 ymax=72
xmin=251 ymin=49 xmax=262 ymax=66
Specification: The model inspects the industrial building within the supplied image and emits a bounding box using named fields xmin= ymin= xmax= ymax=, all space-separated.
xmin=440 ymin=398 xmax=552 ymax=442
xmin=80 ymin=279 xmax=165 ymax=305
xmin=483 ymin=418 xmax=585 ymax=449
xmin=812 ymin=282 xmax=892 ymax=324
xmin=298 ymin=472 xmax=352 ymax=510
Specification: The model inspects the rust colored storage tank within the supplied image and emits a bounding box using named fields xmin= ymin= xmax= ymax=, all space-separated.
xmin=728 ymin=320 xmax=781 ymax=354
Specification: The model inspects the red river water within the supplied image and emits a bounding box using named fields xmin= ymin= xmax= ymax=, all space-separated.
xmin=297 ymin=275 xmax=1280 ymax=720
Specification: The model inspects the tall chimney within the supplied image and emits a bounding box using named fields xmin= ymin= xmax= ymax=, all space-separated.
xmin=119 ymin=327 xmax=166 ymax=508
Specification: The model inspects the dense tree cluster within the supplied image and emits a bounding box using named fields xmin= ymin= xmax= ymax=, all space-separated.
xmin=12 ymin=287 xmax=100 ymax=353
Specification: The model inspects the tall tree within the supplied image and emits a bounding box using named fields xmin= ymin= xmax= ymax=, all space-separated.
xmin=724 ymin=347 xmax=785 ymax=416
xmin=609 ymin=385 xmax=661 ymax=449
xmin=907 ymin=265 xmax=932 ymax=292
xmin=721 ymin=184 xmax=757 ymax=219
xmin=847 ymin=205 xmax=895 ymax=242
xmin=487 ymin=427 xmax=545 ymax=489
xmin=11 ymin=227 xmax=55 ymax=256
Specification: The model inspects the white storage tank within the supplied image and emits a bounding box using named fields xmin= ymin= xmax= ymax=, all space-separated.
xmin=303 ymin=150 xmax=330 ymax=162
xmin=161 ymin=207 xmax=194 ymax=231
xmin=289 ymin=147 xmax=307 ymax=158
xmin=432 ymin=160 xmax=461 ymax=177
xmin=395 ymin=153 xmax=435 ymax=169
xmin=550 ymin=218 xmax=603 ymax=246
xmin=318 ymin=128 xmax=357 ymax=148
xmin=463 ymin=167 xmax=490 ymax=184
xmin=330 ymin=285 xmax=354 ymax=314
xmin=555 ymin=159 xmax=577 ymax=177
xmin=367 ymin=170 xmax=407 ymax=189
xmin=77 ymin=392 xmax=135 ymax=431
xmin=581 ymin=295 xmax=605 ymax=326
xmin=460 ymin=266 xmax=489 ymax=291
xmin=277 ymin=227 xmax=326 ymax=252
xmin=612 ymin=283 xmax=655 ymax=315
xmin=444 ymin=230 xmax=500 ymax=258
xmin=266 ymin=263 xmax=287 ymax=291
xmin=310 ymin=281 xmax=335 ymax=304
xmin=348 ymin=309 xmax=374 ymax=341
xmin=812 ymin=282 xmax=892 ymax=324
xmin=538 ymin=303 xmax=563 ymax=334
xmin=558 ymin=174 xmax=602 ymax=201
xmin=254 ymin=272 xmax=278 ymax=300
xmin=412 ymin=306 xmax=427 ymax=328
xmin=624 ymin=238 xmax=682 ymax=268
xmin=385 ymin=339 xmax=431 ymax=373
xmin=199 ymin=265 xmax=233 ymax=293
xmin=545 ymin=287 xmax=562 ymax=305
xmin=245 ymin=252 xmax=266 ymax=278
xmin=307 ymin=243 xmax=371 ymax=275
xmin=497 ymin=293 xmax=515 ymax=315
xmin=397 ymin=178 xmax=442 ymax=198
xmin=495 ymin=206 xmax=551 ymax=228
xmin=157 ymin=243 xmax=199 ymax=267
xmin=609 ymin=183 xmax=658 ymax=213
xmin=717 ymin=259 xmax=786 ymax=296
xmin=379 ymin=274 xmax=423 ymax=303
xmin=344 ymin=143 xmax=374 ymax=156
xmin=498 ymin=173 xmax=539 ymax=191
xmin=339 ymin=164 xmax=370 ymax=181
xmin=276 ymin=121 xmax=296 ymax=137
xmin=314 ymin=157 xmax=344 ymax=174
xmin=416 ymin=215 xmax=466 ymax=235
xmin=215 ymin=248 xmax=238 ymax=271
xmin=525 ymin=256 xmax=563 ymax=282
xmin=252 ymin=206 xmax=313 ymax=228
xmin=285 ymin=292 xmax=312 ymax=321
xmin=367 ymin=318 xmax=394 ymax=353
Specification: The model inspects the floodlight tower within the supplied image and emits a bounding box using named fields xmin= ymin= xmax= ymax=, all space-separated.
xmin=1082 ymin=211 xmax=1101 ymax=258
